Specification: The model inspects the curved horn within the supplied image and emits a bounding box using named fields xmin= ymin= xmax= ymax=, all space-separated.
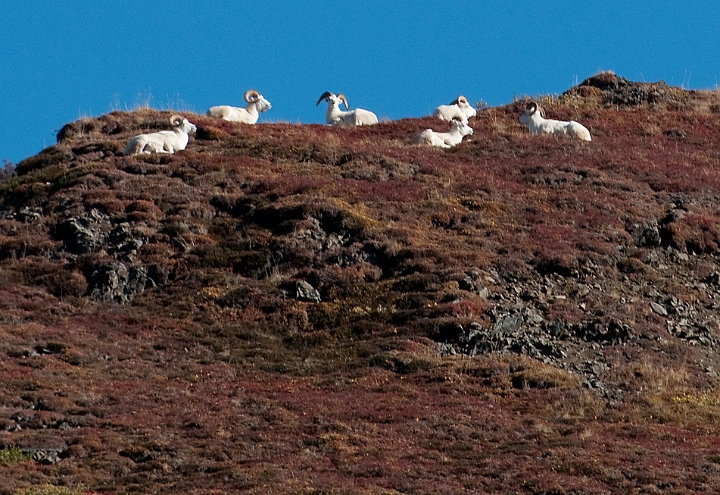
xmin=526 ymin=102 xmax=538 ymax=115
xmin=316 ymin=91 xmax=333 ymax=106
xmin=245 ymin=89 xmax=260 ymax=103
xmin=169 ymin=114 xmax=184 ymax=126
xmin=337 ymin=94 xmax=349 ymax=110
xmin=457 ymin=96 xmax=468 ymax=104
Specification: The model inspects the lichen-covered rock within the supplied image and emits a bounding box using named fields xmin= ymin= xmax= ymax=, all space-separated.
xmin=295 ymin=280 xmax=321 ymax=303
xmin=88 ymin=262 xmax=149 ymax=303
xmin=56 ymin=209 xmax=109 ymax=254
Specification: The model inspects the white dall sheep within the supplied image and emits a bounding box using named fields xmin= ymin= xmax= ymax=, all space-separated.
xmin=518 ymin=102 xmax=591 ymax=141
xmin=124 ymin=114 xmax=197 ymax=156
xmin=207 ymin=89 xmax=271 ymax=124
xmin=413 ymin=119 xmax=474 ymax=148
xmin=432 ymin=95 xmax=477 ymax=124
xmin=316 ymin=92 xmax=379 ymax=128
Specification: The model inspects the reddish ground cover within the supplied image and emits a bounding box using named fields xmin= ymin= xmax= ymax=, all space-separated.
xmin=2 ymin=73 xmax=720 ymax=493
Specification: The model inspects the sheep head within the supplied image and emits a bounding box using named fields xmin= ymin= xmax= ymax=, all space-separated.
xmin=317 ymin=92 xmax=349 ymax=110
xmin=244 ymin=90 xmax=271 ymax=113
xmin=451 ymin=119 xmax=474 ymax=136
xmin=316 ymin=91 xmax=334 ymax=106
xmin=519 ymin=102 xmax=541 ymax=125
xmin=170 ymin=114 xmax=197 ymax=134
xmin=523 ymin=102 xmax=547 ymax=117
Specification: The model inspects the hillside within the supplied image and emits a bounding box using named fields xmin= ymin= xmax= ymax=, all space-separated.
xmin=2 ymin=72 xmax=720 ymax=493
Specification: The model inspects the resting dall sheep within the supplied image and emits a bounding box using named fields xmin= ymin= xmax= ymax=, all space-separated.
xmin=207 ymin=89 xmax=271 ymax=124
xmin=518 ymin=102 xmax=591 ymax=141
xmin=124 ymin=114 xmax=197 ymax=156
xmin=413 ymin=119 xmax=474 ymax=148
xmin=316 ymin=91 xmax=379 ymax=128
xmin=432 ymin=95 xmax=477 ymax=124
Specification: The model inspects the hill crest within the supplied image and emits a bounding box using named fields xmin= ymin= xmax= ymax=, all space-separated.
xmin=3 ymin=75 xmax=720 ymax=492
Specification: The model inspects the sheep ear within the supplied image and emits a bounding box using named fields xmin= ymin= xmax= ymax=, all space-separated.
xmin=316 ymin=91 xmax=332 ymax=106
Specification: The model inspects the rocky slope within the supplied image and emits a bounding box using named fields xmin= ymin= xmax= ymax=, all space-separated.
xmin=2 ymin=73 xmax=720 ymax=493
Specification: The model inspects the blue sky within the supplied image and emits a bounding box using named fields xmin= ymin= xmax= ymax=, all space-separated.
xmin=2 ymin=1 xmax=718 ymax=165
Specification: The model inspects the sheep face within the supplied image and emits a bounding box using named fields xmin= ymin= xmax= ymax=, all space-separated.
xmin=245 ymin=90 xmax=272 ymax=113
xmin=254 ymin=96 xmax=272 ymax=113
xmin=518 ymin=102 xmax=538 ymax=125
xmin=460 ymin=105 xmax=477 ymax=120
xmin=177 ymin=118 xmax=197 ymax=135
xmin=316 ymin=92 xmax=348 ymax=110
xmin=452 ymin=120 xmax=474 ymax=137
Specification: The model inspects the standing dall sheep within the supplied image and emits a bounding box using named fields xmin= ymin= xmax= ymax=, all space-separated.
xmin=413 ymin=119 xmax=474 ymax=148
xmin=518 ymin=102 xmax=591 ymax=141
xmin=207 ymin=89 xmax=271 ymax=124
xmin=316 ymin=91 xmax=379 ymax=128
xmin=124 ymin=114 xmax=197 ymax=156
xmin=432 ymin=95 xmax=477 ymax=124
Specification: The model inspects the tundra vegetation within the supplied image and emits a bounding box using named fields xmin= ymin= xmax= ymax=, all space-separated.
xmin=3 ymin=73 xmax=720 ymax=493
